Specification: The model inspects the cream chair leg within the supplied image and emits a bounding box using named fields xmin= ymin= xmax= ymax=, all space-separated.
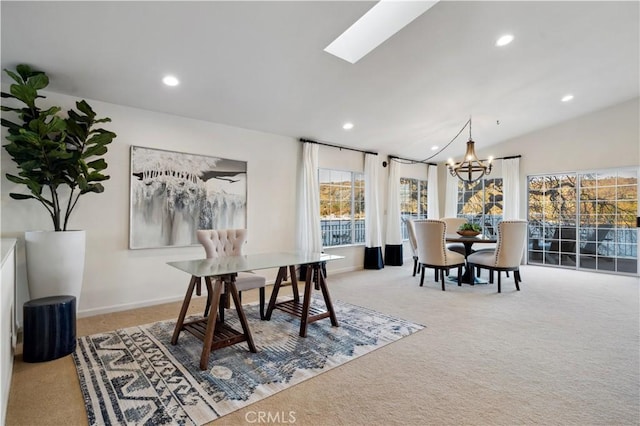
xmin=420 ymin=264 xmax=425 ymax=286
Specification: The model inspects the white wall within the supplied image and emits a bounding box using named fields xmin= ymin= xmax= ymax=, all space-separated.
xmin=2 ymin=91 xmax=638 ymax=318
xmin=0 ymin=92 xmax=364 ymax=317
xmin=471 ymin=97 xmax=640 ymax=219
xmin=434 ymin=98 xmax=639 ymax=219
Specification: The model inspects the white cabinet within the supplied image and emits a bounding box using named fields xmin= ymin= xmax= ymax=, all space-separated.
xmin=1 ymin=238 xmax=17 ymax=426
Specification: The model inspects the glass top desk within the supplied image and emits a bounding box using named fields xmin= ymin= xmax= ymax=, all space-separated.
xmin=168 ymin=252 xmax=344 ymax=370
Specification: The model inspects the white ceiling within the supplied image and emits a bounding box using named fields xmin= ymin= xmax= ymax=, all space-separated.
xmin=1 ymin=1 xmax=638 ymax=162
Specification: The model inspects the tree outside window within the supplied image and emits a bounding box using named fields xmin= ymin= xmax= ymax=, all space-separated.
xmin=319 ymin=169 xmax=365 ymax=247
xmin=528 ymin=169 xmax=637 ymax=274
xmin=457 ymin=178 xmax=503 ymax=237
xmin=400 ymin=177 xmax=427 ymax=239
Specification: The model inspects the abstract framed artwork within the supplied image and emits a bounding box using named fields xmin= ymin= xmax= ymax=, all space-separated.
xmin=129 ymin=146 xmax=247 ymax=249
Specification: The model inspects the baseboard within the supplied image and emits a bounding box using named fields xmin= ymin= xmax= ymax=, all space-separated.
xmin=78 ymin=266 xmax=361 ymax=318
xmin=77 ymin=295 xmax=188 ymax=318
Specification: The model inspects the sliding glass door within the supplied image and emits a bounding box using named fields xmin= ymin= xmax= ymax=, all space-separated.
xmin=527 ymin=167 xmax=638 ymax=275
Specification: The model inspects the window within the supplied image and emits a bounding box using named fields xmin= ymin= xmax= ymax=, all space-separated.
xmin=319 ymin=169 xmax=365 ymax=247
xmin=400 ymin=177 xmax=427 ymax=240
xmin=527 ymin=174 xmax=577 ymax=267
xmin=456 ymin=178 xmax=503 ymax=238
xmin=527 ymin=168 xmax=637 ymax=274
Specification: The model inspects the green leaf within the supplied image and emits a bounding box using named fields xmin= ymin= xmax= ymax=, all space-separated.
xmin=27 ymin=73 xmax=49 ymax=91
xmin=10 ymin=84 xmax=37 ymax=108
xmin=83 ymin=144 xmax=108 ymax=158
xmin=75 ymin=100 xmax=96 ymax=119
xmin=86 ymin=171 xmax=110 ymax=182
xmin=5 ymin=174 xmax=29 ymax=185
xmin=86 ymin=130 xmax=116 ymax=146
xmin=0 ymin=106 xmax=23 ymax=113
xmin=19 ymin=159 xmax=41 ymax=172
xmin=80 ymin=182 xmax=105 ymax=194
xmin=39 ymin=106 xmax=62 ymax=117
xmin=86 ymin=159 xmax=108 ymax=171
xmin=3 ymin=69 xmax=23 ymax=84
xmin=9 ymin=193 xmax=35 ymax=200
xmin=16 ymin=64 xmax=34 ymax=80
xmin=65 ymin=117 xmax=87 ymax=141
xmin=1 ymin=118 xmax=22 ymax=132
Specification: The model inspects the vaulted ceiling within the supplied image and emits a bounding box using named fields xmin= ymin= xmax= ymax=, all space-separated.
xmin=1 ymin=1 xmax=638 ymax=161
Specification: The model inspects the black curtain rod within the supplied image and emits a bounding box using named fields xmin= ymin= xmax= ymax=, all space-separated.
xmin=492 ymin=154 xmax=522 ymax=160
xmin=389 ymin=155 xmax=437 ymax=166
xmin=299 ymin=138 xmax=378 ymax=156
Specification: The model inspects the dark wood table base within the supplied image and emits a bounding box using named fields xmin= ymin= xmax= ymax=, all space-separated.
xmin=265 ymin=263 xmax=339 ymax=337
xmin=171 ymin=274 xmax=257 ymax=370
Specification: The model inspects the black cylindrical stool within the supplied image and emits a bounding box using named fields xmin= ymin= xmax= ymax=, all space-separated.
xmin=23 ymin=295 xmax=76 ymax=363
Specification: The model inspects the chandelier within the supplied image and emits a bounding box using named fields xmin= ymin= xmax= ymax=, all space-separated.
xmin=447 ymin=118 xmax=493 ymax=184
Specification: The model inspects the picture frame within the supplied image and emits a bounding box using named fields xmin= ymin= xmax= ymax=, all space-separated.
xmin=129 ymin=146 xmax=247 ymax=249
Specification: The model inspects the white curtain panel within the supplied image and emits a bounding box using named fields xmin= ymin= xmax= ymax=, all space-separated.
xmin=444 ymin=171 xmax=459 ymax=218
xmin=427 ymin=164 xmax=440 ymax=219
xmin=385 ymin=159 xmax=402 ymax=245
xmin=364 ymin=153 xmax=383 ymax=247
xmin=296 ymin=142 xmax=323 ymax=253
xmin=502 ymin=157 xmax=521 ymax=220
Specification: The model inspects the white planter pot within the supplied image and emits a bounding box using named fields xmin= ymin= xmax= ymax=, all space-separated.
xmin=25 ymin=230 xmax=86 ymax=308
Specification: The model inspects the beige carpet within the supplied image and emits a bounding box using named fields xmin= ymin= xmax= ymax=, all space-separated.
xmin=6 ymin=264 xmax=640 ymax=425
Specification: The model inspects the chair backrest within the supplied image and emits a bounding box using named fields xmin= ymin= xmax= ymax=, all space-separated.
xmin=405 ymin=218 xmax=418 ymax=256
xmin=196 ymin=229 xmax=247 ymax=259
xmin=495 ymin=221 xmax=528 ymax=267
xmin=413 ymin=219 xmax=448 ymax=265
xmin=441 ymin=217 xmax=468 ymax=233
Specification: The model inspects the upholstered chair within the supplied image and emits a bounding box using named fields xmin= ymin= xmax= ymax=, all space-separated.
xmin=197 ymin=229 xmax=267 ymax=319
xmin=413 ymin=220 xmax=466 ymax=290
xmin=441 ymin=217 xmax=468 ymax=255
xmin=404 ymin=218 xmax=421 ymax=277
xmin=467 ymin=220 xmax=528 ymax=293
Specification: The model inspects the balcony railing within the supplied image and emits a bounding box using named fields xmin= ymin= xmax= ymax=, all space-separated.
xmin=321 ymin=219 xmax=365 ymax=247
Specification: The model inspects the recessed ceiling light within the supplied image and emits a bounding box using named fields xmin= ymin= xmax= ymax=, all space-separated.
xmin=162 ymin=75 xmax=180 ymax=86
xmin=561 ymin=94 xmax=574 ymax=102
xmin=343 ymin=122 xmax=354 ymax=130
xmin=431 ymin=145 xmax=439 ymax=151
xmin=496 ymin=34 xmax=514 ymax=47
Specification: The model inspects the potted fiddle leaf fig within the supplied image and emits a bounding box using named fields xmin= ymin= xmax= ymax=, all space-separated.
xmin=1 ymin=64 xmax=116 ymax=305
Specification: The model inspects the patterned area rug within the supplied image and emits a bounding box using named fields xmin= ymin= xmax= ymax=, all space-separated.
xmin=73 ymin=297 xmax=424 ymax=425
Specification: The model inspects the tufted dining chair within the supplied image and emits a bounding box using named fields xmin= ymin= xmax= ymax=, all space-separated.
xmin=467 ymin=220 xmax=528 ymax=293
xmin=441 ymin=217 xmax=468 ymax=256
xmin=197 ymin=229 xmax=266 ymax=319
xmin=413 ymin=220 xmax=466 ymax=290
xmin=404 ymin=218 xmax=421 ymax=277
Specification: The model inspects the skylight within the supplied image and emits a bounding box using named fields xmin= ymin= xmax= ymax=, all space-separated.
xmin=324 ymin=0 xmax=439 ymax=64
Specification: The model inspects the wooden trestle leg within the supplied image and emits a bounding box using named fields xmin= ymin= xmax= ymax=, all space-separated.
xmin=172 ymin=275 xmax=199 ymax=345
xmin=172 ymin=273 xmax=257 ymax=371
xmin=266 ymin=263 xmax=339 ymax=338
xmin=199 ymin=276 xmax=223 ymax=369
